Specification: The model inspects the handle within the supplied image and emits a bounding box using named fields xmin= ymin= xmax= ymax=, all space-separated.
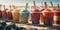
xmin=44 ymin=2 xmax=48 ymax=9
xmin=50 ymin=1 xmax=54 ymax=9
xmin=3 ymin=5 xmax=5 ymax=9
xmin=0 ymin=4 xmax=2 ymax=9
xmin=12 ymin=4 xmax=15 ymax=9
xmin=0 ymin=4 xmax=2 ymax=7
xmin=57 ymin=4 xmax=59 ymax=8
xmin=33 ymin=1 xmax=36 ymax=9
xmin=25 ymin=3 xmax=28 ymax=9
xmin=9 ymin=5 xmax=11 ymax=9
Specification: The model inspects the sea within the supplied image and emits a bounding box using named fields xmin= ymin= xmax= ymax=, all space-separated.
xmin=1 ymin=6 xmax=59 ymax=11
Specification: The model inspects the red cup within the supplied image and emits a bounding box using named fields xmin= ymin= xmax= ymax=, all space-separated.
xmin=42 ymin=9 xmax=53 ymax=26
xmin=2 ymin=9 xmax=8 ymax=20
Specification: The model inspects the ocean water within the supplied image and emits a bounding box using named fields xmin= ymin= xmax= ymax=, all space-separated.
xmin=16 ymin=6 xmax=59 ymax=9
xmin=1 ymin=6 xmax=59 ymax=11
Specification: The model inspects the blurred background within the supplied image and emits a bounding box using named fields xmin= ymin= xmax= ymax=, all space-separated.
xmin=0 ymin=0 xmax=60 ymax=9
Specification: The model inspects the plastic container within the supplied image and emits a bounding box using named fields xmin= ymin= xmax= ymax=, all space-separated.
xmin=2 ymin=5 xmax=8 ymax=20
xmin=12 ymin=5 xmax=20 ymax=22
xmin=42 ymin=2 xmax=53 ymax=26
xmin=31 ymin=1 xmax=40 ymax=24
xmin=20 ymin=3 xmax=29 ymax=23
xmin=6 ymin=5 xmax=13 ymax=20
xmin=0 ymin=5 xmax=2 ymax=19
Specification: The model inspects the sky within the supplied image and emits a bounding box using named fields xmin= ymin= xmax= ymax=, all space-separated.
xmin=0 ymin=0 xmax=60 ymax=6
